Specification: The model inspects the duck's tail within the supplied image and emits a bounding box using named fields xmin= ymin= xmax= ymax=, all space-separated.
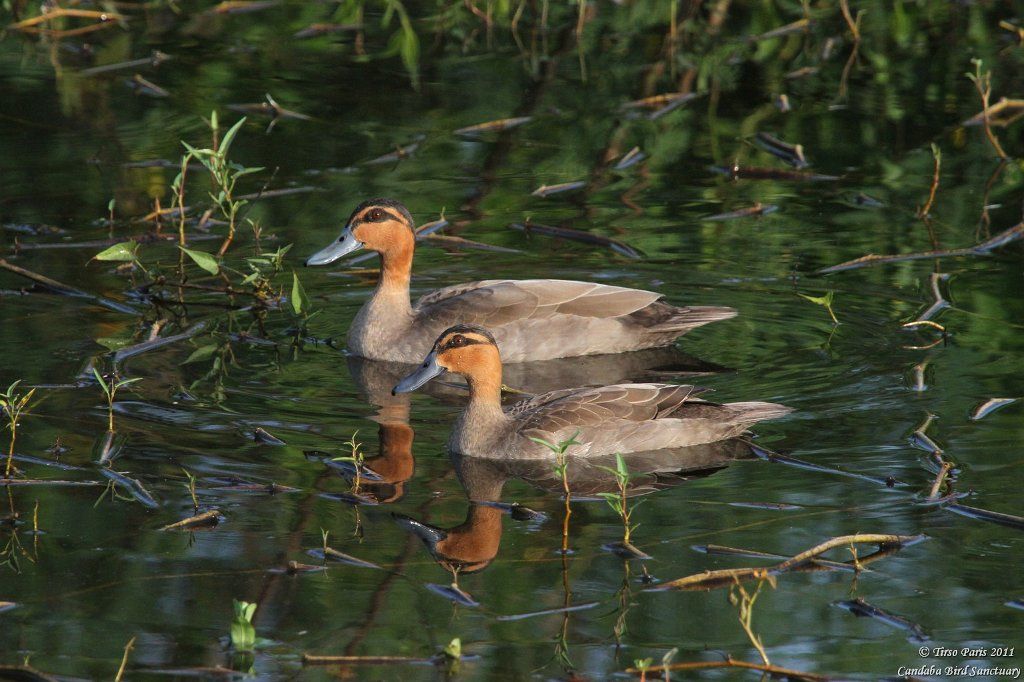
xmin=642 ymin=304 xmax=738 ymax=335
xmin=724 ymin=401 xmax=793 ymax=426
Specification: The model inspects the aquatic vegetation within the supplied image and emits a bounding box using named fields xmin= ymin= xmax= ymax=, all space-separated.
xmin=596 ymin=454 xmax=643 ymax=552
xmin=1 ymin=380 xmax=36 ymax=478
xmin=798 ymin=290 xmax=838 ymax=326
xmin=230 ymin=599 xmax=257 ymax=652
xmin=91 ymin=369 xmax=141 ymax=434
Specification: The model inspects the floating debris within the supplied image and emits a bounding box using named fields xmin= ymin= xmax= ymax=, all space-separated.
xmin=205 ymin=478 xmax=299 ymax=494
xmin=81 ymin=51 xmax=172 ymax=76
xmin=621 ymin=91 xmax=702 ymax=111
xmin=819 ymin=221 xmax=1024 ymax=273
xmin=775 ymin=94 xmax=791 ymax=112
xmin=710 ymin=165 xmax=837 ymax=182
xmin=113 ymin=320 xmax=208 ymax=364
xmin=100 ymin=468 xmax=159 ymax=508
xmin=851 ymin=192 xmax=885 ymax=208
xmin=531 ymin=181 xmax=586 ymax=198
xmin=454 ymin=116 xmax=532 ymax=137
xmin=704 ymin=203 xmax=778 ymax=221
xmin=692 ymin=544 xmax=856 ymax=572
xmin=306 ymin=546 xmax=381 ymax=569
xmin=293 ymin=23 xmax=359 ymax=39
xmin=946 ymin=504 xmax=1024 ymax=531
xmin=203 ymin=0 xmax=280 ymax=15
xmin=126 ymin=74 xmax=170 ymax=98
xmin=833 ymin=598 xmax=930 ymax=643
xmin=750 ymin=443 xmax=905 ymax=488
xmin=94 ymin=430 xmax=126 ymax=465
xmin=962 ymin=98 xmax=1024 ymax=129
xmin=613 ymin=146 xmax=647 ymax=170
xmin=227 ymin=94 xmax=310 ymax=132
xmin=253 ymin=427 xmax=286 ymax=446
xmin=2 ymin=223 xmax=66 ymax=236
xmin=728 ymin=501 xmax=802 ymax=511
xmin=280 ymin=561 xmax=327 ymax=574
xmin=971 ymin=398 xmax=1017 ymax=420
xmin=509 ymin=222 xmax=642 ymax=259
xmin=784 ymin=66 xmax=819 ymax=80
xmin=0 ymin=479 xmax=104 ymax=488
xmin=655 ymin=533 xmax=925 ymax=591
xmin=0 ymin=602 xmax=17 ymax=613
xmin=603 ymin=541 xmax=651 ymax=559
xmin=421 ymin=234 xmax=523 ymax=254
xmin=0 ymin=259 xmax=138 ymax=315
xmin=363 ymin=140 xmax=422 ymax=166
xmin=495 ymin=601 xmax=599 ymax=621
xmin=425 ymin=582 xmax=479 ymax=607
xmin=647 ymin=93 xmax=704 ymax=120
xmin=303 ymin=653 xmax=436 ymax=666
xmin=160 ymin=509 xmax=224 ymax=531
xmin=749 ymin=18 xmax=812 ymax=42
xmin=754 ymin=132 xmax=808 ymax=168
xmin=1007 ymin=599 xmax=1024 ymax=611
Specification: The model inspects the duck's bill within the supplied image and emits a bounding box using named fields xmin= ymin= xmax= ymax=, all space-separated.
xmin=305 ymin=228 xmax=363 ymax=266
xmin=392 ymin=351 xmax=444 ymax=394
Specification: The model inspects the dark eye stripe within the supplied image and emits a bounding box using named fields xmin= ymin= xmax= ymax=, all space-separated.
xmin=361 ymin=209 xmax=401 ymax=224
xmin=441 ymin=335 xmax=489 ymax=350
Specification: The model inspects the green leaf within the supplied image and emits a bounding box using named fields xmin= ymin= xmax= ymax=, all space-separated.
xmin=291 ymin=271 xmax=310 ymax=316
xmin=91 ymin=368 xmax=110 ymax=397
xmin=179 ymin=246 xmax=220 ymax=275
xmin=182 ymin=344 xmax=218 ymax=365
xmin=220 ymin=117 xmax=247 ymax=157
xmin=443 ymin=638 xmax=462 ymax=660
xmin=95 ymin=336 xmax=133 ymax=351
xmin=799 ymin=291 xmax=834 ymax=307
xmin=107 ymin=198 xmax=116 ymax=213
xmin=93 ymin=241 xmax=137 ymax=262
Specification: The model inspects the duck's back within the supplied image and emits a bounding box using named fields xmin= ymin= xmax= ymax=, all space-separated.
xmin=494 ymin=383 xmax=789 ymax=459
xmin=415 ymin=279 xmax=734 ymax=362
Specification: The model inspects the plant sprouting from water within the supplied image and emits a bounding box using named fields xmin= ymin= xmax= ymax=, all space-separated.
xmin=182 ymin=468 xmax=199 ymax=515
xmin=530 ymin=431 xmax=580 ymax=554
xmin=92 ymin=369 xmax=142 ymax=433
xmin=799 ymin=290 xmax=838 ymax=325
xmin=230 ymin=599 xmax=258 ymax=652
xmin=1 ymin=380 xmax=36 ymax=478
xmin=181 ymin=113 xmax=264 ymax=257
xmin=597 ymin=454 xmax=641 ymax=547
xmin=332 ymin=431 xmax=366 ymax=492
xmin=633 ymin=658 xmax=654 ymax=682
xmin=728 ymin=573 xmax=776 ymax=667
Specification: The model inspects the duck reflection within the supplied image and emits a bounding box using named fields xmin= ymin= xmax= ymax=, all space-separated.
xmin=394 ymin=439 xmax=754 ymax=574
xmin=339 ymin=349 xmax=729 ymax=504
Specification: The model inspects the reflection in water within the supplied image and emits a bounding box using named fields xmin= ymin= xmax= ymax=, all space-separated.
xmin=395 ymin=440 xmax=752 ymax=575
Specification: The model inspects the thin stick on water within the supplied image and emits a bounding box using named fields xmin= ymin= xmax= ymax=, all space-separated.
xmin=918 ymin=144 xmax=941 ymax=219
xmin=114 ymin=636 xmax=135 ymax=682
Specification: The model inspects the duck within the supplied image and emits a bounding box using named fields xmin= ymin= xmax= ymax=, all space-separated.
xmin=305 ymin=198 xmax=736 ymax=363
xmin=392 ymin=325 xmax=791 ymax=459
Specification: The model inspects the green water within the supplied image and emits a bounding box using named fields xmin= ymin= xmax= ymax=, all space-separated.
xmin=2 ymin=1 xmax=1023 ymax=679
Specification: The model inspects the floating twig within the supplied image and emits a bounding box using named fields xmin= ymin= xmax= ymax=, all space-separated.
xmin=704 ymin=203 xmax=778 ymax=222
xmin=126 ymin=74 xmax=169 ymax=98
xmin=531 ymin=181 xmax=586 ymax=198
xmin=749 ymin=444 xmax=904 ymax=488
xmin=971 ymin=398 xmax=1017 ymax=421
xmin=710 ymin=165 xmax=837 ymax=182
xmin=112 ymin=321 xmax=208 ymax=364
xmin=495 ymin=601 xmax=599 ymax=621
xmin=160 ymin=510 xmax=224 ymax=531
xmin=625 ymin=657 xmax=830 ymax=680
xmin=306 ymin=546 xmax=381 ymax=569
xmin=453 ymin=116 xmax=532 ymax=137
xmin=819 ymin=221 xmax=1024 ymax=273
xmin=917 ymin=144 xmax=941 ymax=219
xmin=99 ymin=469 xmax=158 ymax=508
xmin=833 ymin=598 xmax=929 ymax=642
xmin=80 ymin=51 xmax=172 ymax=76
xmin=509 ymin=222 xmax=642 ymax=259
xmin=0 ymin=259 xmax=138 ymax=314
xmin=753 ymin=133 xmax=808 ymax=168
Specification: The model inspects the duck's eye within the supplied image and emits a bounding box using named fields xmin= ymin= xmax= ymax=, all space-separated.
xmin=368 ymin=208 xmax=385 ymax=221
xmin=450 ymin=335 xmax=466 ymax=347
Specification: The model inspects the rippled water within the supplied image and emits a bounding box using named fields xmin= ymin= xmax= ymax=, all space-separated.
xmin=2 ymin=2 xmax=1023 ymax=679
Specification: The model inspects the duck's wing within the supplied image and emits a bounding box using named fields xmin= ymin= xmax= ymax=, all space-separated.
xmin=414 ymin=279 xmax=661 ymax=326
xmin=513 ymin=383 xmax=712 ymax=436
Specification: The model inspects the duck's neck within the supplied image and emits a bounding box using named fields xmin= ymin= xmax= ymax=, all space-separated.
xmin=462 ymin=362 xmax=508 ymax=427
xmin=371 ymin=246 xmax=414 ymax=313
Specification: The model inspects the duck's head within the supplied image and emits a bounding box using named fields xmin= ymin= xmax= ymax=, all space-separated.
xmin=305 ymin=198 xmax=415 ymax=266
xmin=393 ymin=325 xmax=500 ymax=395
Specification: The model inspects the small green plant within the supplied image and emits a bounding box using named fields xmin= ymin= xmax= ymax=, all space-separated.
xmin=320 ymin=527 xmax=330 ymax=555
xmin=597 ymin=454 xmax=640 ymax=546
xmin=728 ymin=573 xmax=776 ymax=666
xmin=1 ymin=380 xmax=37 ymax=478
xmin=442 ymin=637 xmax=462 ymax=674
xmin=230 ymin=599 xmax=257 ymax=652
xmin=530 ymin=432 xmax=580 ymax=554
xmin=799 ymin=290 xmax=838 ymax=325
xmin=182 ymin=468 xmax=199 ymax=514
xmin=180 ymin=114 xmax=264 ymax=257
xmin=634 ymin=658 xmax=653 ymax=682
xmin=332 ymin=431 xmax=365 ymax=491
xmin=92 ymin=369 xmax=142 ymax=433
